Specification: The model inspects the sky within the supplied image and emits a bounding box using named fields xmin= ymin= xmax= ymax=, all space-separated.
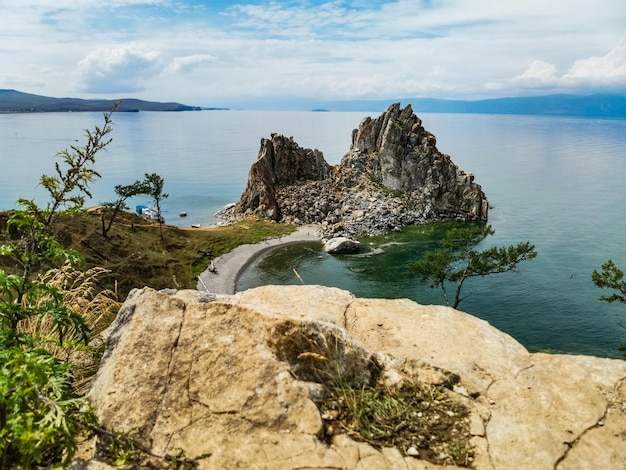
xmin=1 ymin=0 xmax=625 ymax=108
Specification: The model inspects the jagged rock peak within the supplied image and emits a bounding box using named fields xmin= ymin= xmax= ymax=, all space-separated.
xmin=351 ymin=102 xmax=423 ymax=158
xmin=224 ymin=104 xmax=489 ymax=237
xmin=234 ymin=133 xmax=331 ymax=221
xmin=340 ymin=103 xmax=487 ymax=210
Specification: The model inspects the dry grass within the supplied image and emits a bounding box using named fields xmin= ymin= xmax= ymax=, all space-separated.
xmin=268 ymin=320 xmax=475 ymax=467
xmin=18 ymin=263 xmax=120 ymax=393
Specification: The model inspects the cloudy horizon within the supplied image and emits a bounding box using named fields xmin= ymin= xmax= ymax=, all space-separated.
xmin=2 ymin=0 xmax=625 ymax=108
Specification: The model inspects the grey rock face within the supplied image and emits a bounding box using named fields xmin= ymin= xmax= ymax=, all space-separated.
xmin=234 ymin=133 xmax=331 ymax=221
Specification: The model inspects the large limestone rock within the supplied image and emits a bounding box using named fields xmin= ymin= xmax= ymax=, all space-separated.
xmin=225 ymin=104 xmax=488 ymax=237
xmin=84 ymin=286 xmax=626 ymax=469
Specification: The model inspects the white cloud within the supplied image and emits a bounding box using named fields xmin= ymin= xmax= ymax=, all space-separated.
xmin=497 ymin=42 xmax=626 ymax=94
xmin=165 ymin=54 xmax=216 ymax=74
xmin=76 ymin=45 xmax=163 ymax=94
xmin=1 ymin=1 xmax=625 ymax=103
xmin=511 ymin=60 xmax=559 ymax=87
xmin=563 ymin=41 xmax=626 ymax=85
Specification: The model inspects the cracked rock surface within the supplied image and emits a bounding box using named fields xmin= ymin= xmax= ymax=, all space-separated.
xmin=84 ymin=286 xmax=626 ymax=469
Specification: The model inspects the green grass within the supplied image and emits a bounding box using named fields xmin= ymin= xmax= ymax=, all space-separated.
xmin=318 ymin=379 xmax=474 ymax=466
xmin=1 ymin=209 xmax=296 ymax=299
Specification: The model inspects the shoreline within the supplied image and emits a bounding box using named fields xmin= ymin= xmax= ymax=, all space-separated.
xmin=196 ymin=225 xmax=323 ymax=295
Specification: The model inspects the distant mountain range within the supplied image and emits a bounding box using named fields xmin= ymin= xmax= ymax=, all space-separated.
xmin=222 ymin=93 xmax=625 ymax=118
xmin=323 ymin=94 xmax=626 ymax=118
xmin=1 ymin=89 xmax=625 ymax=117
xmin=0 ymin=89 xmax=202 ymax=113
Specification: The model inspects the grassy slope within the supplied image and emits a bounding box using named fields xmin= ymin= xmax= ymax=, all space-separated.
xmin=2 ymin=209 xmax=295 ymax=300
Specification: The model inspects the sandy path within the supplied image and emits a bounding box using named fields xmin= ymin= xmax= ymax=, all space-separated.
xmin=196 ymin=226 xmax=322 ymax=294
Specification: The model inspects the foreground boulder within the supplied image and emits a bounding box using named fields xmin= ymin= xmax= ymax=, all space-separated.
xmin=82 ymin=286 xmax=626 ymax=469
xmin=222 ymin=103 xmax=488 ymax=237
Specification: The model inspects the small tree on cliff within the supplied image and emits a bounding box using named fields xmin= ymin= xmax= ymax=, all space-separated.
xmin=141 ymin=173 xmax=168 ymax=240
xmin=412 ymin=224 xmax=537 ymax=309
xmin=101 ymin=178 xmax=150 ymax=237
xmin=592 ymin=260 xmax=626 ymax=358
xmin=36 ymin=103 xmax=117 ymax=229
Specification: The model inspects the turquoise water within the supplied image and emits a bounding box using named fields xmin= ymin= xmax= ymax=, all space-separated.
xmin=2 ymin=111 xmax=625 ymax=358
xmin=239 ymin=113 xmax=626 ymax=359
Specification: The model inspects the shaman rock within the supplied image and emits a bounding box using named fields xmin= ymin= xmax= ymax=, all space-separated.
xmin=225 ymin=104 xmax=488 ymax=237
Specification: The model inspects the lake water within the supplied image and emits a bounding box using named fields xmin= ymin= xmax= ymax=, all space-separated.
xmin=1 ymin=110 xmax=625 ymax=358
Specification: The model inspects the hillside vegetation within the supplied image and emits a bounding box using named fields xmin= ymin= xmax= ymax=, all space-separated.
xmin=1 ymin=209 xmax=295 ymax=300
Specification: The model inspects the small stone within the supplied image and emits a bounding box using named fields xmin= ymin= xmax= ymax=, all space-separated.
xmin=406 ymin=446 xmax=419 ymax=457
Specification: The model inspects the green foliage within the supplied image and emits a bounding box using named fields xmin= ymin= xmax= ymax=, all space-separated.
xmin=592 ymin=260 xmax=626 ymax=304
xmin=412 ymin=224 xmax=537 ymax=308
xmin=592 ymin=259 xmax=626 ymax=358
xmin=1 ymin=202 xmax=88 ymax=349
xmin=101 ymin=178 xmax=153 ymax=237
xmin=140 ymin=173 xmax=169 ymax=239
xmin=35 ymin=105 xmax=116 ymax=229
xmin=0 ymin=346 xmax=94 ymax=469
xmin=1 ymin=208 xmax=82 ymax=282
xmin=0 ymin=109 xmax=117 ymax=468
xmin=0 ymin=107 xmax=218 ymax=467
xmin=0 ymin=272 xmax=89 ymax=348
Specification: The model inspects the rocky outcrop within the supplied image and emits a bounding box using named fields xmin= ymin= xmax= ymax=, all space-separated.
xmin=81 ymin=286 xmax=626 ymax=469
xmin=234 ymin=133 xmax=331 ymax=220
xmin=223 ymin=104 xmax=488 ymax=237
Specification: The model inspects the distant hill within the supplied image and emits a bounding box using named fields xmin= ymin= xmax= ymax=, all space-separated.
xmin=5 ymin=89 xmax=624 ymax=117
xmin=0 ymin=89 xmax=202 ymax=113
xmin=310 ymin=94 xmax=626 ymax=118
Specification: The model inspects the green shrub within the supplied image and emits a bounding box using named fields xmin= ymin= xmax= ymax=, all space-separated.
xmin=0 ymin=346 xmax=93 ymax=469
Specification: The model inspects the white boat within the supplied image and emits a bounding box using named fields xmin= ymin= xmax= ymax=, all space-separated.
xmin=136 ymin=205 xmax=164 ymax=223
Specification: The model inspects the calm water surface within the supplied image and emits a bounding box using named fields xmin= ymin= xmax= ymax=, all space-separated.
xmin=1 ymin=110 xmax=625 ymax=357
xmin=0 ymin=110 xmax=360 ymax=225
